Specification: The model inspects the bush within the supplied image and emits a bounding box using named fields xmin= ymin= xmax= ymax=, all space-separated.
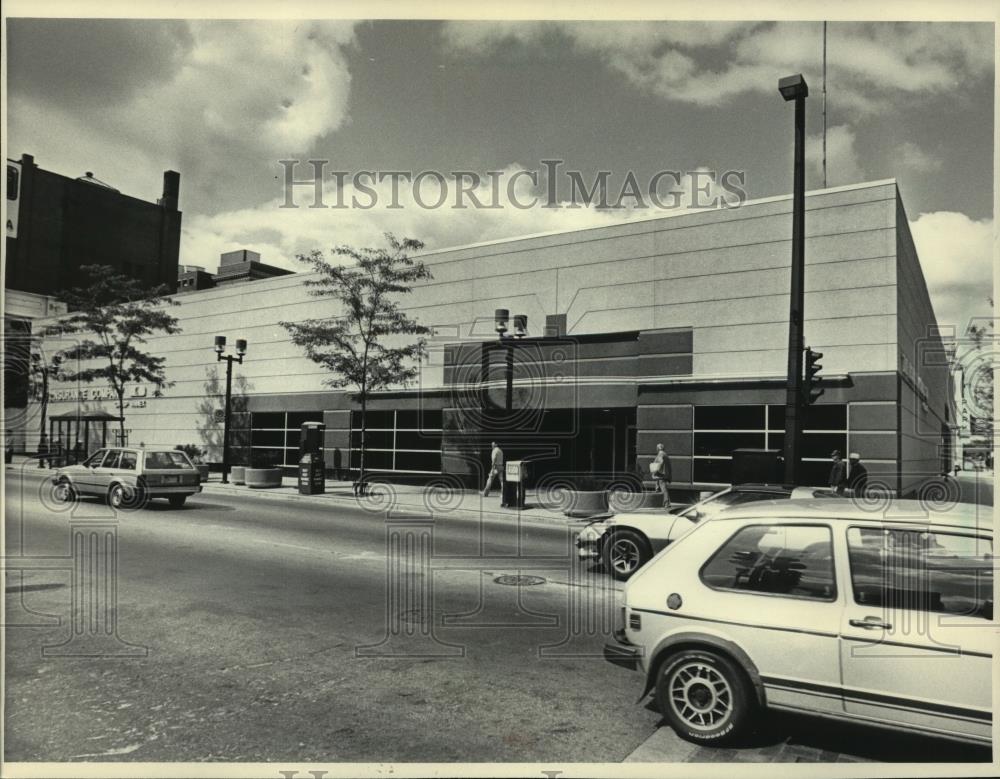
xmin=175 ymin=444 xmax=204 ymax=463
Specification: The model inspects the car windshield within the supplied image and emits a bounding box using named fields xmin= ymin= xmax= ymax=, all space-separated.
xmin=144 ymin=451 xmax=193 ymax=469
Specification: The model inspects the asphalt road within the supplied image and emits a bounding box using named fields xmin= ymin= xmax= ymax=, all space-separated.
xmin=3 ymin=467 xmax=992 ymax=764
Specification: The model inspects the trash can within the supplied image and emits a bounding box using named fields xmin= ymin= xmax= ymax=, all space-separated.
xmin=502 ymin=460 xmax=529 ymax=509
xmin=298 ymin=452 xmax=325 ymax=495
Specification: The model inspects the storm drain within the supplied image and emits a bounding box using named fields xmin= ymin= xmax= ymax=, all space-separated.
xmin=493 ymin=574 xmax=547 ymax=586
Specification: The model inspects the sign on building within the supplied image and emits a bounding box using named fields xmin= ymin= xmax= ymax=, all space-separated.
xmin=6 ymin=160 xmax=21 ymax=238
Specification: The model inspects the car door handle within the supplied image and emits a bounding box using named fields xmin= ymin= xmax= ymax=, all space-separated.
xmin=849 ymin=617 xmax=892 ymax=630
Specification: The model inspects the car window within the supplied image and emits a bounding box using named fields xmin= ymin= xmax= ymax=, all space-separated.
xmin=144 ymin=451 xmax=193 ymax=469
xmin=103 ymin=451 xmax=122 ymax=469
xmin=700 ymin=524 xmax=836 ymax=601
xmin=83 ymin=449 xmax=108 ymax=467
xmin=119 ymin=452 xmax=138 ymax=471
xmin=847 ymin=527 xmax=994 ymax=620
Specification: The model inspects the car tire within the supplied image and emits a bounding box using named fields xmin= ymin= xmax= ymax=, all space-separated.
xmin=656 ymin=649 xmax=756 ymax=745
xmin=108 ymin=482 xmax=147 ymax=511
xmin=603 ymin=529 xmax=651 ymax=580
xmin=168 ymin=495 xmax=187 ymax=508
xmin=53 ymin=479 xmax=77 ymax=503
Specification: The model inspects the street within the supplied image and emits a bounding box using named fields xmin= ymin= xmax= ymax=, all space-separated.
xmin=3 ymin=466 xmax=991 ymax=764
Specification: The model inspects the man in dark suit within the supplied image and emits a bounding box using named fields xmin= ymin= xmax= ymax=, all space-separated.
xmin=847 ymin=452 xmax=868 ymax=497
xmin=828 ymin=450 xmax=847 ymax=495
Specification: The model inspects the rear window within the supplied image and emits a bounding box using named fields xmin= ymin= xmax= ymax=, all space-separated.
xmin=144 ymin=451 xmax=193 ymax=469
xmin=847 ymin=527 xmax=994 ymax=620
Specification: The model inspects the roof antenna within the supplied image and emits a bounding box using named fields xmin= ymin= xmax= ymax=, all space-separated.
xmin=822 ymin=21 xmax=828 ymax=189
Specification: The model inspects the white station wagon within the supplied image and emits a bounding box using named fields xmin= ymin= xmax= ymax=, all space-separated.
xmin=605 ymin=499 xmax=993 ymax=746
xmin=52 ymin=447 xmax=203 ymax=508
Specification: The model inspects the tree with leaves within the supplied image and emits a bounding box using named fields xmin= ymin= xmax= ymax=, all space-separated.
xmin=280 ymin=234 xmax=432 ymax=494
xmin=27 ymin=335 xmax=64 ymax=457
xmin=55 ymin=265 xmax=181 ymax=443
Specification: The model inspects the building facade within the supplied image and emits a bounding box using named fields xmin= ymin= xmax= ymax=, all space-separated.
xmin=5 ymin=154 xmax=182 ymax=295
xmin=30 ymin=180 xmax=954 ymax=496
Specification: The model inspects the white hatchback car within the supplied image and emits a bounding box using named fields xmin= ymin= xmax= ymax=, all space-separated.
xmin=605 ymin=499 xmax=993 ymax=746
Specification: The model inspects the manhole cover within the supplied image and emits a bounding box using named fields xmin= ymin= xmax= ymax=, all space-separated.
xmin=493 ymin=574 xmax=547 ymax=586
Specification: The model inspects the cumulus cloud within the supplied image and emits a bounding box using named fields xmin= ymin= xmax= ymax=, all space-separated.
xmin=909 ymin=212 xmax=994 ymax=332
xmin=806 ymin=125 xmax=865 ymax=187
xmin=897 ymin=142 xmax=941 ymax=173
xmin=7 ymin=19 xmax=357 ymax=215
xmin=442 ymin=20 xmax=993 ymax=110
xmin=179 ymin=163 xmax=734 ymax=270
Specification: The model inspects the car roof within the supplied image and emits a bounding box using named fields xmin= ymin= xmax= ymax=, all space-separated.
xmin=716 ymin=498 xmax=993 ymax=533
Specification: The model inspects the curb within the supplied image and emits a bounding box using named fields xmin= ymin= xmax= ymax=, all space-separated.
xmin=196 ymin=481 xmax=587 ymax=527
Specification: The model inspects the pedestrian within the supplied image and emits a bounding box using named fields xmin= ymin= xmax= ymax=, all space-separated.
xmin=482 ymin=441 xmax=505 ymax=499
xmin=829 ymin=450 xmax=847 ymax=495
xmin=847 ymin=452 xmax=868 ymax=498
xmin=650 ymin=443 xmax=672 ymax=509
xmin=5 ymin=430 xmax=13 ymax=465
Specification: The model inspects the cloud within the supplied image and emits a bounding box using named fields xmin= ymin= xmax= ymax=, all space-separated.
xmin=179 ymin=164 xmax=734 ymax=270
xmin=6 ymin=20 xmax=357 ymax=216
xmin=897 ymin=142 xmax=941 ymax=173
xmin=806 ymin=125 xmax=864 ymax=186
xmin=441 ymin=20 xmax=993 ymax=111
xmin=909 ymin=212 xmax=993 ymax=332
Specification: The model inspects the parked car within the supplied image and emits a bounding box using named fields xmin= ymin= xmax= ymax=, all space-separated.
xmin=51 ymin=447 xmax=202 ymax=508
xmin=577 ymin=484 xmax=839 ymax=580
xmin=605 ymin=499 xmax=993 ymax=746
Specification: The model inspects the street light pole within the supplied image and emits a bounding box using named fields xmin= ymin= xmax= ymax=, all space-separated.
xmin=215 ymin=336 xmax=247 ymax=484
xmin=779 ymin=74 xmax=808 ymax=486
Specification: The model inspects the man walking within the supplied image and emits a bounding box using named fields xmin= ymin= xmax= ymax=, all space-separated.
xmin=829 ymin=449 xmax=847 ymax=495
xmin=650 ymin=443 xmax=672 ymax=509
xmin=482 ymin=441 xmax=505 ymax=499
xmin=847 ymin=452 xmax=868 ymax=497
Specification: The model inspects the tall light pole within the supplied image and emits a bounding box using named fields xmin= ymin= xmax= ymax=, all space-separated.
xmin=779 ymin=73 xmax=808 ymax=486
xmin=491 ymin=309 xmax=528 ymax=413
xmin=214 ymin=335 xmax=247 ymax=483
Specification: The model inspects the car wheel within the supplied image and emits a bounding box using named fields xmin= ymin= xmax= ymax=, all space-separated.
xmin=656 ymin=650 xmax=756 ymax=744
xmin=108 ymin=483 xmax=147 ymax=511
xmin=53 ymin=479 xmax=77 ymax=503
xmin=603 ymin=529 xmax=651 ymax=580
xmin=168 ymin=495 xmax=187 ymax=508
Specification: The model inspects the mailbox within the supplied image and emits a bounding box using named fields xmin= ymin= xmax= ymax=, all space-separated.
xmin=298 ymin=422 xmax=326 ymax=495
xmin=502 ymin=460 xmax=529 ymax=509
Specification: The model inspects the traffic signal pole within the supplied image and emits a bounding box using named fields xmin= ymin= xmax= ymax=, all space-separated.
xmin=782 ymin=82 xmax=808 ymax=487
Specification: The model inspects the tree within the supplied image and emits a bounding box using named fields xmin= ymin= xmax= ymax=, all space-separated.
xmin=55 ymin=265 xmax=181 ymax=443
xmin=27 ymin=336 xmax=64 ymax=452
xmin=280 ymin=234 xmax=432 ymax=494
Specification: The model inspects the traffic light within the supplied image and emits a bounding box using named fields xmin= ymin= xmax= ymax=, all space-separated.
xmin=803 ymin=347 xmax=824 ymax=405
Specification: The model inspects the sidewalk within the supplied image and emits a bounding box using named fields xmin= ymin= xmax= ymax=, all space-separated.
xmin=198 ymin=473 xmax=589 ymax=526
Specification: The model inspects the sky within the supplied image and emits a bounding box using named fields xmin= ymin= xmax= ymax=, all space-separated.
xmin=4 ymin=13 xmax=995 ymax=334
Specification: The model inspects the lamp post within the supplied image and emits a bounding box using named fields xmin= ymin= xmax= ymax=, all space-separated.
xmin=215 ymin=335 xmax=247 ymax=483
xmin=778 ymin=73 xmax=808 ymax=486
xmin=492 ymin=309 xmax=528 ymax=412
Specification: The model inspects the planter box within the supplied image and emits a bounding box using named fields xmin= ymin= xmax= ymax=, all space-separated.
xmin=563 ymin=489 xmax=610 ymax=518
xmin=608 ymin=490 xmax=664 ymax=512
xmin=195 ymin=464 xmax=210 ymax=482
xmin=230 ymin=466 xmax=246 ymax=485
xmin=245 ymin=467 xmax=283 ymax=488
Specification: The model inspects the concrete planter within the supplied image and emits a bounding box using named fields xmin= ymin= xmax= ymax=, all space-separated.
xmin=563 ymin=489 xmax=610 ymax=518
xmin=245 ymin=467 xmax=282 ymax=489
xmin=230 ymin=466 xmax=246 ymax=485
xmin=195 ymin=464 xmax=210 ymax=482
xmin=608 ymin=490 xmax=663 ymax=512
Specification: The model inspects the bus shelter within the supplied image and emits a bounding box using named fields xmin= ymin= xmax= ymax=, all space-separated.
xmin=48 ymin=410 xmax=123 ymax=465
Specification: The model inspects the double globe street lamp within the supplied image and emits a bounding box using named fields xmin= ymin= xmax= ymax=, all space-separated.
xmin=214 ymin=335 xmax=247 ymax=484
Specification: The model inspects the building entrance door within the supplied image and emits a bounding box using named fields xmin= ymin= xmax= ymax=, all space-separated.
xmin=590 ymin=425 xmax=616 ymax=474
